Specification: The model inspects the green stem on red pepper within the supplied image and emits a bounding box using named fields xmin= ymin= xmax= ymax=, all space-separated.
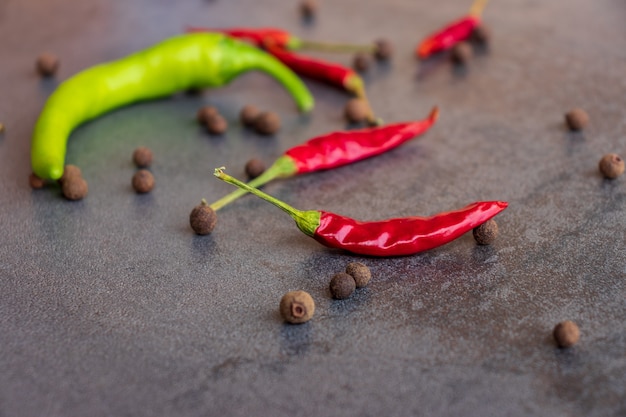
xmin=209 ymin=107 xmax=439 ymax=211
xmin=214 ymin=167 xmax=508 ymax=257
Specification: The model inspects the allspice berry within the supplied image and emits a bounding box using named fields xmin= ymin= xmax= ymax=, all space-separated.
xmin=254 ymin=111 xmax=280 ymax=135
xmin=189 ymin=202 xmax=217 ymax=235
xmin=374 ymin=38 xmax=393 ymax=61
xmin=279 ymin=290 xmax=315 ymax=324
xmin=197 ymin=106 xmax=219 ymax=125
xmin=132 ymin=146 xmax=153 ymax=168
xmin=451 ymin=41 xmax=472 ymax=64
xmin=29 ymin=173 xmax=45 ymax=189
xmin=470 ymin=24 xmax=491 ymax=45
xmin=58 ymin=165 xmax=82 ymax=185
xmin=62 ymin=176 xmax=88 ymax=200
xmin=353 ymin=52 xmax=371 ymax=72
xmin=206 ymin=114 xmax=228 ymax=135
xmin=300 ymin=0 xmax=317 ymax=19
xmin=132 ymin=169 xmax=154 ymax=193
xmin=329 ymin=272 xmax=356 ymax=299
xmin=565 ymin=108 xmax=589 ymax=131
xmin=36 ymin=53 xmax=59 ymax=77
xmin=553 ymin=320 xmax=580 ymax=348
xmin=245 ymin=158 xmax=266 ymax=179
xmin=344 ymin=98 xmax=369 ymax=123
xmin=598 ymin=153 xmax=625 ymax=179
xmin=473 ymin=219 xmax=499 ymax=245
xmin=240 ymin=105 xmax=260 ymax=127
xmin=346 ymin=262 xmax=371 ymax=288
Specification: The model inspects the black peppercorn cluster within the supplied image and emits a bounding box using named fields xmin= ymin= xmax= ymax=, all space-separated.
xmin=28 ymin=164 xmax=89 ymax=201
xmin=131 ymin=147 xmax=155 ymax=193
xmin=352 ymin=38 xmax=393 ymax=74
xmin=197 ymin=105 xmax=228 ymax=135
xmin=449 ymin=24 xmax=491 ymax=66
xmin=329 ymin=262 xmax=372 ymax=299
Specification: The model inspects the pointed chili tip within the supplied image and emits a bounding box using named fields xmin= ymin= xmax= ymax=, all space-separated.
xmin=429 ymin=106 xmax=440 ymax=123
xmin=497 ymin=201 xmax=509 ymax=209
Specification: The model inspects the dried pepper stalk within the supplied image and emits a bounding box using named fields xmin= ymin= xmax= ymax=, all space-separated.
xmin=209 ymin=107 xmax=439 ymax=211
xmin=416 ymin=0 xmax=490 ymax=59
xmin=214 ymin=168 xmax=508 ymax=257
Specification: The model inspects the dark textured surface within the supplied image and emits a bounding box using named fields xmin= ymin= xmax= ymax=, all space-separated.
xmin=1 ymin=1 xmax=625 ymax=416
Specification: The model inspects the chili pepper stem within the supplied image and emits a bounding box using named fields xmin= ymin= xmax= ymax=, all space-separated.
xmin=208 ymin=155 xmax=298 ymax=211
xmin=214 ymin=167 xmax=320 ymax=236
xmin=469 ymin=0 xmax=490 ymax=17
xmin=297 ymin=40 xmax=376 ymax=54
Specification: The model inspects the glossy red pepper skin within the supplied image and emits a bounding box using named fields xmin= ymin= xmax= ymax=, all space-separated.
xmin=186 ymin=26 xmax=294 ymax=49
xmin=285 ymin=107 xmax=439 ymax=174
xmin=312 ymin=201 xmax=507 ymax=256
xmin=417 ymin=15 xmax=479 ymax=59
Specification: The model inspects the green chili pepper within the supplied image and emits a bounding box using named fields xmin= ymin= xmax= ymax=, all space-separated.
xmin=31 ymin=33 xmax=315 ymax=180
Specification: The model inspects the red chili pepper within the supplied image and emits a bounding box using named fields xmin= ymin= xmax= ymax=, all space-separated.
xmin=186 ymin=26 xmax=375 ymax=53
xmin=416 ymin=0 xmax=489 ymax=59
xmin=214 ymin=168 xmax=508 ymax=257
xmin=209 ymin=107 xmax=439 ymax=211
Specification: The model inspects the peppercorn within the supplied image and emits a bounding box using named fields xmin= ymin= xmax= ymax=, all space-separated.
xmin=374 ymin=38 xmax=393 ymax=61
xmin=279 ymin=290 xmax=315 ymax=324
xmin=598 ymin=153 xmax=625 ymax=179
xmin=61 ymin=176 xmax=88 ymax=200
xmin=189 ymin=201 xmax=217 ymax=235
xmin=58 ymin=164 xmax=82 ymax=185
xmin=345 ymin=262 xmax=371 ymax=288
xmin=300 ymin=0 xmax=317 ymax=19
xmin=344 ymin=98 xmax=369 ymax=124
xmin=451 ymin=41 xmax=472 ymax=65
xmin=240 ymin=104 xmax=260 ymax=127
xmin=36 ymin=53 xmax=59 ymax=77
xmin=29 ymin=173 xmax=45 ymax=189
xmin=196 ymin=106 xmax=219 ymax=125
xmin=470 ymin=24 xmax=491 ymax=45
xmin=565 ymin=108 xmax=589 ymax=131
xmin=473 ymin=219 xmax=499 ymax=245
xmin=353 ymin=52 xmax=371 ymax=73
xmin=132 ymin=146 xmax=153 ymax=168
xmin=132 ymin=169 xmax=155 ymax=193
xmin=206 ymin=113 xmax=228 ymax=135
xmin=254 ymin=111 xmax=281 ymax=135
xmin=329 ymin=272 xmax=356 ymax=299
xmin=553 ymin=320 xmax=580 ymax=348
xmin=245 ymin=158 xmax=266 ymax=179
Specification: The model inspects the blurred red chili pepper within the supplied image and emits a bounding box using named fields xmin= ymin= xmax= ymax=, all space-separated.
xmin=215 ymin=168 xmax=508 ymax=257
xmin=209 ymin=107 xmax=439 ymax=211
xmin=416 ymin=0 xmax=489 ymax=59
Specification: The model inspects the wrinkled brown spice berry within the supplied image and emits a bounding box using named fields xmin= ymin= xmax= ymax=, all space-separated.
xmin=344 ymin=98 xmax=369 ymax=123
xmin=36 ymin=53 xmax=59 ymax=77
xmin=374 ymin=38 xmax=393 ymax=61
xmin=132 ymin=169 xmax=155 ymax=193
xmin=300 ymin=0 xmax=317 ymax=19
xmin=206 ymin=114 xmax=228 ymax=135
xmin=451 ymin=41 xmax=472 ymax=64
xmin=245 ymin=158 xmax=266 ymax=179
xmin=29 ymin=173 xmax=45 ymax=189
xmin=197 ymin=106 xmax=219 ymax=125
xmin=329 ymin=272 xmax=356 ymax=299
xmin=62 ymin=176 xmax=88 ymax=200
xmin=473 ymin=219 xmax=499 ymax=245
xmin=132 ymin=146 xmax=153 ymax=168
xmin=345 ymin=262 xmax=372 ymax=288
xmin=189 ymin=202 xmax=217 ymax=235
xmin=553 ymin=320 xmax=580 ymax=348
xmin=240 ymin=105 xmax=260 ymax=127
xmin=353 ymin=52 xmax=371 ymax=72
xmin=280 ymin=290 xmax=315 ymax=324
xmin=598 ymin=153 xmax=624 ymax=179
xmin=254 ymin=111 xmax=281 ymax=135
xmin=58 ymin=164 xmax=82 ymax=185
xmin=565 ymin=108 xmax=589 ymax=131
xmin=470 ymin=24 xmax=491 ymax=45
